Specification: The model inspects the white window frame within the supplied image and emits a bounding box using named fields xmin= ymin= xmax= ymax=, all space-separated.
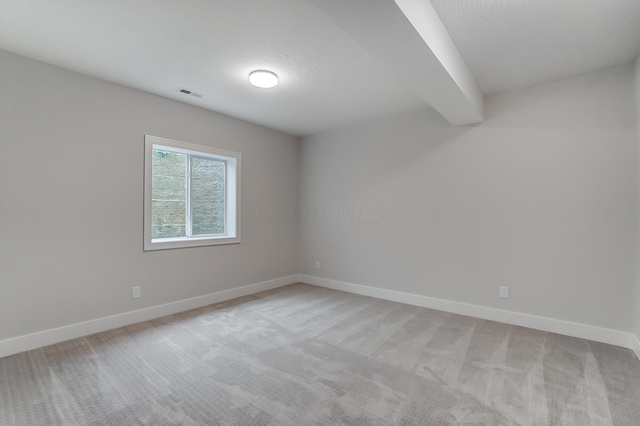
xmin=144 ymin=135 xmax=241 ymax=251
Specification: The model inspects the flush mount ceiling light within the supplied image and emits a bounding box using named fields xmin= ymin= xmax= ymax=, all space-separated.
xmin=249 ymin=70 xmax=278 ymax=89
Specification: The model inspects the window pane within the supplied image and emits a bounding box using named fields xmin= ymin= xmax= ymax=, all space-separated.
xmin=191 ymin=156 xmax=225 ymax=235
xmin=151 ymin=149 xmax=187 ymax=239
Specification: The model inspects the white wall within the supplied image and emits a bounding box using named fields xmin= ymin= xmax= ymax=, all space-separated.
xmin=299 ymin=63 xmax=637 ymax=333
xmin=0 ymin=49 xmax=299 ymax=342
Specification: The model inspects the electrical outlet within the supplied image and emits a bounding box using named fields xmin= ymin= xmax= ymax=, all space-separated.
xmin=499 ymin=286 xmax=509 ymax=299
xmin=315 ymin=261 xmax=320 ymax=270
xmin=132 ymin=286 xmax=141 ymax=299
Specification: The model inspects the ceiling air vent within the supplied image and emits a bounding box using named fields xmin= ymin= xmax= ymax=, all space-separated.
xmin=177 ymin=87 xmax=203 ymax=98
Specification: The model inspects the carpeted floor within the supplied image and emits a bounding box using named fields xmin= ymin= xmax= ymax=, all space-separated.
xmin=1 ymin=283 xmax=639 ymax=425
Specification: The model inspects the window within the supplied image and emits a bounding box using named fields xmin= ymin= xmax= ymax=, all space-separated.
xmin=144 ymin=135 xmax=240 ymax=250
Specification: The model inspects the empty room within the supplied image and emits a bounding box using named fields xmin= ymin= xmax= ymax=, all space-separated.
xmin=1 ymin=0 xmax=640 ymax=424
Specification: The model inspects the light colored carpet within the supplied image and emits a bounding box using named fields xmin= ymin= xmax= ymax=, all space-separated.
xmin=1 ymin=283 xmax=639 ymax=425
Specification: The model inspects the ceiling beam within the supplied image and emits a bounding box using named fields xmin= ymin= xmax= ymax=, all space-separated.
xmin=312 ymin=0 xmax=484 ymax=126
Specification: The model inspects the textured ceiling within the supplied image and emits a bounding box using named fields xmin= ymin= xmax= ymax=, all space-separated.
xmin=0 ymin=0 xmax=639 ymax=135
xmin=430 ymin=0 xmax=640 ymax=94
xmin=0 ymin=0 xmax=426 ymax=136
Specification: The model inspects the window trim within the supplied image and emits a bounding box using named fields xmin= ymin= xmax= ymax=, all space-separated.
xmin=144 ymin=135 xmax=241 ymax=251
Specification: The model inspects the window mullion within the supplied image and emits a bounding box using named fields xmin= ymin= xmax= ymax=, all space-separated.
xmin=186 ymin=154 xmax=192 ymax=238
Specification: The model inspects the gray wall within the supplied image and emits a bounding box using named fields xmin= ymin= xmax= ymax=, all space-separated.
xmin=635 ymin=54 xmax=640 ymax=343
xmin=0 ymin=49 xmax=299 ymax=341
xmin=2 ymin=47 xmax=638 ymax=345
xmin=299 ymin=64 xmax=637 ymax=332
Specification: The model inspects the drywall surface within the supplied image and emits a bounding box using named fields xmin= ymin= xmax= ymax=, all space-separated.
xmin=0 ymin=49 xmax=298 ymax=342
xmin=299 ymin=64 xmax=637 ymax=332
xmin=635 ymin=54 xmax=640 ymax=347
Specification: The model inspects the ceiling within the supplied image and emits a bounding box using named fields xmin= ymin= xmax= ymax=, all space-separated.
xmin=0 ymin=1 xmax=639 ymax=136
xmin=430 ymin=0 xmax=640 ymax=94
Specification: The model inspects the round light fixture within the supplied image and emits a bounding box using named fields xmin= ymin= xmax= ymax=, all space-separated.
xmin=249 ymin=70 xmax=278 ymax=89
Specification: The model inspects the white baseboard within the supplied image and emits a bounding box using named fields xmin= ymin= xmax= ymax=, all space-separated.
xmin=4 ymin=274 xmax=637 ymax=360
xmin=298 ymin=274 xmax=634 ymax=349
xmin=632 ymin=334 xmax=640 ymax=362
xmin=0 ymin=275 xmax=298 ymax=359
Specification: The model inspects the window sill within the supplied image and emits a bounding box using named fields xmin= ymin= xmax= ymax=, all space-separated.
xmin=144 ymin=235 xmax=241 ymax=251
